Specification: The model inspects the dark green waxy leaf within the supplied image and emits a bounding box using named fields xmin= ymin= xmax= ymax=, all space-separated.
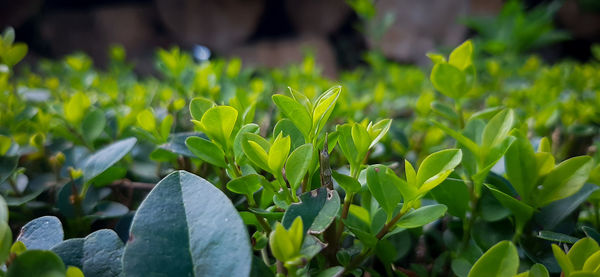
xmin=122 ymin=171 xmax=251 ymax=276
xmin=532 ymin=156 xmax=594 ymax=207
xmin=51 ymin=229 xmax=124 ymax=277
xmin=430 ymin=63 xmax=467 ymax=99
xmin=395 ymin=204 xmax=447 ymax=229
xmin=6 ymin=250 xmax=66 ymax=277
xmin=331 ymin=170 xmax=361 ymax=194
xmin=0 ymin=155 xmax=18 ymax=184
xmin=17 ymin=216 xmax=64 ymax=250
xmin=90 ymin=201 xmax=129 ymax=219
xmin=158 ymin=132 xmax=198 ymax=158
xmin=583 ymin=226 xmax=600 ymax=245
xmin=468 ymin=241 xmax=518 ymax=277
xmin=248 ymin=208 xmax=284 ymax=220
xmin=471 ymin=218 xmax=514 ymax=250
xmin=366 ymin=165 xmax=403 ymax=220
xmin=300 ymin=235 xmax=327 ymax=259
xmin=185 ymin=136 xmax=227 ymax=167
xmin=535 ymin=183 xmax=598 ymax=230
xmin=272 ymin=94 xmax=312 ymax=139
xmin=282 ymin=187 xmax=339 ymax=234
xmin=431 ymin=178 xmax=469 ymax=219
xmin=536 ymin=231 xmax=578 ymax=244
xmin=316 ymin=266 xmax=344 ymax=277
xmin=285 ymin=144 xmax=313 ymax=191
xmin=82 ymin=109 xmax=106 ymax=143
xmin=82 ymin=137 xmax=137 ymax=183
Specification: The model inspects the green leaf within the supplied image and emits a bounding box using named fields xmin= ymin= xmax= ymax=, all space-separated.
xmin=482 ymin=109 xmax=514 ymax=149
xmin=199 ymin=106 xmax=238 ymax=149
xmin=136 ymin=109 xmax=156 ymax=132
xmin=431 ymin=63 xmax=467 ymax=99
xmin=122 ymin=171 xmax=251 ymax=276
xmin=234 ymin=124 xmax=260 ymax=162
xmin=51 ymin=229 xmax=124 ymax=277
xmin=159 ymin=114 xmax=173 ymax=141
xmin=3 ymin=43 xmax=28 ymax=67
xmin=282 ymin=187 xmax=339 ymax=234
xmin=449 ymin=40 xmax=473 ymax=70
xmin=568 ymin=238 xmax=600 ymax=270
xmin=395 ymin=204 xmax=447 ymax=229
xmin=273 ymin=119 xmax=305 ymax=149
xmin=268 ymin=133 xmax=291 ymax=174
xmin=533 ymin=156 xmax=594 ymax=207
xmin=416 ymin=149 xmax=462 ymax=192
xmin=583 ymin=226 xmax=600 ymax=245
xmin=16 ymin=216 xmax=63 ymax=250
xmin=285 ymin=143 xmax=313 ymax=191
xmin=331 ymin=170 xmax=361 ymax=194
xmin=0 ymin=222 xmax=11 ymax=264
xmin=536 ymin=183 xmax=598 ymax=230
xmin=486 ymin=185 xmax=534 ymax=232
xmin=312 ymin=86 xmax=341 ymax=136
xmin=82 ymin=137 xmax=137 ymax=183
xmin=226 ymin=174 xmax=264 ymax=196
xmin=189 ymin=97 xmax=215 ymax=120
xmin=468 ymin=241 xmax=518 ymax=277
xmin=64 ymin=92 xmax=91 ymax=124
xmin=66 ymin=267 xmax=84 ymax=277
xmin=431 ymin=120 xmax=479 ymax=155
xmin=528 ymin=264 xmax=550 ymax=277
xmin=431 ymin=101 xmax=459 ymax=122
xmin=185 ymin=136 xmax=227 ymax=167
xmin=367 ymin=119 xmax=392 ymax=148
xmin=270 ymin=217 xmax=304 ymax=262
xmin=536 ymin=231 xmax=579 ymax=244
xmin=552 ymin=244 xmax=574 ymax=276
xmin=336 ymin=124 xmax=359 ymax=167
xmin=82 ymin=109 xmax=106 ymax=143
xmin=0 ymin=135 xmax=11 ymax=156
xmin=0 ymin=195 xmax=8 ymax=223
xmin=6 ymin=250 xmax=66 ymax=277
xmin=582 ymin=250 xmax=600 ymax=272
xmin=430 ymin=178 xmax=469 ymax=219
xmin=351 ymin=123 xmax=370 ymax=160
xmin=366 ymin=165 xmax=403 ymax=219
xmin=242 ymin=134 xmax=271 ymax=173
xmin=504 ymin=130 xmax=537 ymax=202
xmin=272 ymin=94 xmax=312 ymax=139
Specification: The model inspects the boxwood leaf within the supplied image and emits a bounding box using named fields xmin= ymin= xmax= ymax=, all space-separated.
xmin=504 ymin=130 xmax=537 ymax=202
xmin=416 ymin=149 xmax=462 ymax=192
xmin=552 ymin=244 xmax=574 ymax=276
xmin=0 ymin=221 xmax=11 ymax=264
xmin=331 ymin=170 xmax=361 ymax=194
xmin=395 ymin=204 xmax=447 ymax=229
xmin=6 ymin=250 xmax=65 ymax=277
xmin=17 ymin=216 xmax=64 ymax=250
xmin=272 ymin=94 xmax=312 ymax=139
xmin=185 ymin=136 xmax=227 ymax=167
xmin=430 ymin=178 xmax=469 ymax=219
xmin=242 ymin=133 xmax=271 ymax=172
xmin=199 ymin=106 xmax=238 ymax=149
xmin=82 ymin=109 xmax=106 ymax=143
xmin=268 ymin=133 xmax=291 ymax=174
xmin=82 ymin=137 xmax=137 ymax=183
xmin=122 ymin=171 xmax=251 ymax=276
xmin=51 ymin=229 xmax=123 ymax=277
xmin=468 ymin=241 xmax=518 ymax=277
xmin=189 ymin=97 xmax=215 ymax=120
xmin=482 ymin=109 xmax=514 ymax=150
xmin=285 ymin=143 xmax=313 ymax=191
xmin=431 ymin=63 xmax=467 ymax=99
xmin=282 ymin=187 xmax=339 ymax=234
xmin=312 ymin=86 xmax=341 ymax=137
xmin=567 ymin=238 xmax=599 ymax=270
xmin=226 ymin=174 xmax=264 ymax=196
xmin=367 ymin=165 xmax=403 ymax=220
xmin=533 ymin=156 xmax=594 ymax=207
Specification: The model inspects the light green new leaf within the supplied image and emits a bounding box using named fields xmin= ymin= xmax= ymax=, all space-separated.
xmin=285 ymin=144 xmax=313 ymax=191
xmin=416 ymin=149 xmax=462 ymax=193
xmin=552 ymin=244 xmax=574 ymax=276
xmin=534 ymin=156 xmax=594 ymax=207
xmin=331 ymin=170 xmax=361 ymax=194
xmin=268 ymin=133 xmax=291 ymax=174
xmin=582 ymin=250 xmax=600 ymax=272
xmin=0 ymin=135 xmax=11 ymax=156
xmin=64 ymin=92 xmax=91 ymax=124
xmin=200 ymin=106 xmax=238 ymax=149
xmin=241 ymin=133 xmax=271 ymax=172
xmin=404 ymin=160 xmax=417 ymax=187
xmin=431 ymin=63 xmax=467 ymax=99
xmin=431 ymin=120 xmax=479 ymax=155
xmin=270 ymin=217 xmax=304 ymax=262
xmin=312 ymin=86 xmax=341 ymax=136
xmin=272 ymin=94 xmax=312 ymax=139
xmin=482 ymin=109 xmax=514 ymax=149
xmin=568 ymin=238 xmax=600 ymax=270
xmin=505 ymin=130 xmax=537 ymax=202
xmin=3 ymin=43 xmax=28 ymax=67
xmin=367 ymin=165 xmax=403 ymax=220
xmin=189 ymin=97 xmax=215 ymax=120
xmin=367 ymin=119 xmax=392 ymax=148
xmin=468 ymin=241 xmax=519 ymax=277
xmin=226 ymin=174 xmax=264 ymax=196
xmin=351 ymin=123 xmax=371 ymax=160
xmin=185 ymin=136 xmax=227 ymax=167
xmin=395 ymin=204 xmax=447 ymax=229
xmin=449 ymin=40 xmax=473 ymax=70
xmin=538 ymin=137 xmax=551 ymax=153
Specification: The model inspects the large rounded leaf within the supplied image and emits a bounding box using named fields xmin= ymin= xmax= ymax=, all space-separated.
xmin=82 ymin=137 xmax=137 ymax=183
xmin=122 ymin=170 xmax=251 ymax=276
xmin=51 ymin=229 xmax=124 ymax=277
xmin=16 ymin=216 xmax=64 ymax=250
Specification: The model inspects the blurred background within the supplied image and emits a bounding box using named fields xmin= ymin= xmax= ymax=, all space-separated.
xmin=1 ymin=0 xmax=599 ymax=77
